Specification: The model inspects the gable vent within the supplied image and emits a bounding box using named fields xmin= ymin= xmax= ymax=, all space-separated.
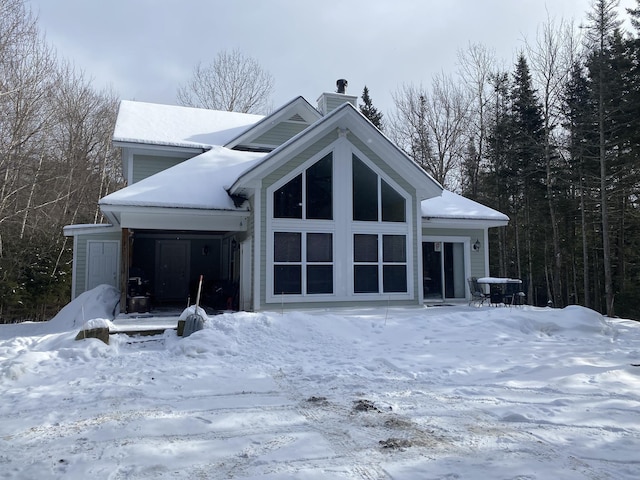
xmin=287 ymin=113 xmax=306 ymax=122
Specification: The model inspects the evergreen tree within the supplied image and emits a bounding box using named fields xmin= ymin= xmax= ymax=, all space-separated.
xmin=584 ymin=0 xmax=623 ymax=316
xmin=508 ymin=54 xmax=546 ymax=304
xmin=484 ymin=71 xmax=512 ymax=278
xmin=563 ymin=60 xmax=598 ymax=309
xmin=359 ymin=86 xmax=384 ymax=130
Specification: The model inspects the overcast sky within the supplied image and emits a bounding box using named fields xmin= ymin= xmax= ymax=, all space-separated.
xmin=26 ymin=0 xmax=636 ymax=116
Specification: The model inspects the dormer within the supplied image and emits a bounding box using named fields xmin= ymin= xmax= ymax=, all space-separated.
xmin=317 ymin=79 xmax=358 ymax=115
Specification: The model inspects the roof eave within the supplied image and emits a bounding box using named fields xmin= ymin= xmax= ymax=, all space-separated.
xmin=422 ymin=217 xmax=509 ymax=229
xmin=63 ymin=223 xmax=118 ymax=236
xmin=99 ymin=203 xmax=249 ymax=215
xmin=113 ymin=139 xmax=209 ymax=154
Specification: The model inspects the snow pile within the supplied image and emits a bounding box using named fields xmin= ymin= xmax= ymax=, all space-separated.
xmin=1 ymin=298 xmax=640 ymax=479
xmin=47 ymin=284 xmax=120 ymax=333
xmin=0 ymin=286 xmax=119 ymax=383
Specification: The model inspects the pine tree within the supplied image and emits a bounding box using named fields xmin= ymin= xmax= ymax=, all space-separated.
xmin=563 ymin=60 xmax=598 ymax=309
xmin=509 ymin=55 xmax=546 ymax=303
xmin=584 ymin=0 xmax=622 ymax=316
xmin=359 ymin=86 xmax=384 ymax=130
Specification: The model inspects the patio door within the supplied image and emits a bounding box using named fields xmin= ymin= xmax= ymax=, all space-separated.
xmin=423 ymin=241 xmax=466 ymax=300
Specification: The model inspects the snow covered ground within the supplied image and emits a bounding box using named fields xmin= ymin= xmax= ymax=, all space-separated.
xmin=1 ymin=286 xmax=640 ymax=479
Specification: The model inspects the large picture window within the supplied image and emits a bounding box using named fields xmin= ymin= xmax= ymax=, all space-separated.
xmin=274 ymin=232 xmax=333 ymax=295
xmin=353 ymin=234 xmax=407 ymax=294
xmin=268 ymin=147 xmax=412 ymax=303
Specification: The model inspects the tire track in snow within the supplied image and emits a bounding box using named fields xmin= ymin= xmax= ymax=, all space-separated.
xmin=271 ymin=366 xmax=436 ymax=480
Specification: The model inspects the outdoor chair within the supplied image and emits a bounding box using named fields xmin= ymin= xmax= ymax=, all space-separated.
xmin=468 ymin=277 xmax=489 ymax=306
xmin=504 ymin=282 xmax=526 ymax=306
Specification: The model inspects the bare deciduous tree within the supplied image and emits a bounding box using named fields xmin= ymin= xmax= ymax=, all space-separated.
xmin=526 ymin=15 xmax=580 ymax=308
xmin=0 ymin=0 xmax=122 ymax=321
xmin=457 ymin=43 xmax=498 ymax=197
xmin=390 ymin=74 xmax=471 ymax=189
xmin=177 ymin=49 xmax=274 ymax=114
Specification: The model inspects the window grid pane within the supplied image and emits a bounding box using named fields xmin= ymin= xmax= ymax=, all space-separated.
xmin=381 ymin=180 xmax=406 ymax=222
xmin=274 ymin=265 xmax=302 ymax=294
xmin=383 ymin=265 xmax=407 ymax=292
xmin=274 ymin=232 xmax=301 ymax=262
xmin=354 ymin=234 xmax=378 ymax=263
xmin=307 ymin=265 xmax=333 ymax=294
xmin=307 ymin=233 xmax=333 ymax=262
xmin=274 ymin=174 xmax=302 ymax=218
xmin=354 ymin=265 xmax=379 ymax=293
xmin=352 ymin=155 xmax=378 ymax=221
xmin=306 ymin=154 xmax=333 ymax=220
xmin=383 ymin=235 xmax=406 ymax=262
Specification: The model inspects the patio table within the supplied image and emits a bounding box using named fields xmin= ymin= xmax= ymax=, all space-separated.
xmin=477 ymin=277 xmax=523 ymax=305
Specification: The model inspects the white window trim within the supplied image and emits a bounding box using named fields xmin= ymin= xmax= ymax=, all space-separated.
xmin=265 ymin=139 xmax=415 ymax=304
xmin=266 ymin=145 xmax=336 ymax=303
xmin=349 ymin=148 xmax=414 ymax=300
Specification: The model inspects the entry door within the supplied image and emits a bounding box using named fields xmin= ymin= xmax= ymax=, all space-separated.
xmin=155 ymin=240 xmax=190 ymax=302
xmin=423 ymin=241 xmax=466 ymax=300
xmin=87 ymin=241 xmax=119 ymax=290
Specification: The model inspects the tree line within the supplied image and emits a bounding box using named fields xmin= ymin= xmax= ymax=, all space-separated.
xmin=0 ymin=0 xmax=122 ymax=322
xmin=384 ymin=0 xmax=640 ymax=318
xmin=2 ymin=0 xmax=639 ymax=321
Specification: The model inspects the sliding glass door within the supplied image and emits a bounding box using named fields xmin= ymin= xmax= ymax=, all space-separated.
xmin=423 ymin=241 xmax=466 ymax=301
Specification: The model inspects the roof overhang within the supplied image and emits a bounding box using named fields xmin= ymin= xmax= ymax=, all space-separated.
xmin=113 ymin=140 xmax=208 ymax=155
xmin=422 ymin=217 xmax=509 ymax=229
xmin=63 ymin=223 xmax=119 ymax=237
xmin=100 ymin=204 xmax=248 ymax=232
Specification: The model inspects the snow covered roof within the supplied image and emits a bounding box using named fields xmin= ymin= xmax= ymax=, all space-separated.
xmin=102 ymin=150 xmax=506 ymax=226
xmin=113 ymin=100 xmax=263 ymax=149
xmin=106 ymin=101 xmax=506 ymax=226
xmin=422 ymin=190 xmax=509 ymax=223
xmin=100 ymin=146 xmax=266 ymax=210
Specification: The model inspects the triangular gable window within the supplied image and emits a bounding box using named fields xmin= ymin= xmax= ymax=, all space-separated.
xmin=273 ymin=153 xmax=332 ymax=220
xmin=352 ymin=155 xmax=405 ymax=222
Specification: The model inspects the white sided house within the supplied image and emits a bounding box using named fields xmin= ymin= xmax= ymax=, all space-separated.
xmin=64 ymin=84 xmax=508 ymax=312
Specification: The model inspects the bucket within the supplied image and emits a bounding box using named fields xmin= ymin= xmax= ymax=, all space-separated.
xmin=128 ymin=296 xmax=150 ymax=313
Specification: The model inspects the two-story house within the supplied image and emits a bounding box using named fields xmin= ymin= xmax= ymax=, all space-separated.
xmin=64 ymin=85 xmax=508 ymax=313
